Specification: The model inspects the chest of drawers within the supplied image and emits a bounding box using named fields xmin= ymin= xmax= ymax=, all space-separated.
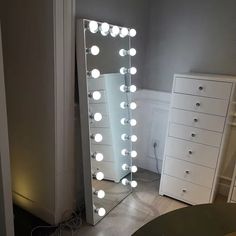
xmin=159 ymin=73 xmax=236 ymax=205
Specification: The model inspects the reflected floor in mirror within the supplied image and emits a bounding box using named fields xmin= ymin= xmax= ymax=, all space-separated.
xmin=61 ymin=169 xmax=188 ymax=236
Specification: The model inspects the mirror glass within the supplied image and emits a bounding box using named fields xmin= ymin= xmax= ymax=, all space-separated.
xmin=76 ymin=19 xmax=138 ymax=225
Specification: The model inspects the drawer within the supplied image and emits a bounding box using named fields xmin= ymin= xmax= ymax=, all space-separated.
xmin=88 ymin=90 xmax=107 ymax=104
xmin=232 ymin=187 xmax=236 ymax=202
xmin=174 ymin=77 xmax=232 ymax=99
xmin=90 ymin=115 xmax=110 ymax=128
xmin=161 ymin=174 xmax=211 ymax=204
xmin=90 ymin=127 xmax=112 ymax=145
xmin=90 ymin=144 xmax=114 ymax=162
xmin=172 ymin=93 xmax=229 ymax=117
xmin=165 ymin=137 xmax=219 ymax=168
xmin=164 ymin=156 xmax=214 ymax=188
xmin=170 ymin=108 xmax=225 ymax=132
xmin=89 ymin=103 xmax=108 ymax=115
xmin=169 ymin=123 xmax=222 ymax=147
xmin=88 ymin=77 xmax=106 ymax=91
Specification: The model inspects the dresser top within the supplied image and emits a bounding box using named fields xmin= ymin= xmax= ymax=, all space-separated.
xmin=174 ymin=73 xmax=236 ymax=83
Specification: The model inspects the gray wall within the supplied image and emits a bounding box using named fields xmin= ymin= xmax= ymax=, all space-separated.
xmin=76 ymin=0 xmax=150 ymax=88
xmin=144 ymin=0 xmax=236 ymax=92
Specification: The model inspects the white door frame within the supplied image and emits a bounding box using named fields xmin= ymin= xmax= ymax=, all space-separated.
xmin=0 ymin=23 xmax=14 ymax=236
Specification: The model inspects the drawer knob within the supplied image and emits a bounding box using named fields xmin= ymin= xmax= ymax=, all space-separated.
xmin=185 ymin=170 xmax=190 ymax=174
xmin=188 ymin=150 xmax=193 ymax=155
xmin=194 ymin=118 xmax=198 ymax=122
xmin=195 ymin=102 xmax=201 ymax=107
xmin=182 ymin=189 xmax=187 ymax=193
xmin=191 ymin=133 xmax=196 ymax=138
xmin=198 ymin=86 xmax=203 ymax=91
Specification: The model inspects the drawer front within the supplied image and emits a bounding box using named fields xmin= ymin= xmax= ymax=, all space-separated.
xmin=169 ymin=123 xmax=222 ymax=147
xmin=88 ymin=77 xmax=106 ymax=91
xmin=90 ymin=115 xmax=110 ymax=128
xmin=164 ymin=157 xmax=214 ymax=188
xmin=92 ymin=161 xmax=115 ymax=180
xmin=174 ymin=77 xmax=232 ymax=99
xmin=232 ymin=187 xmax=236 ymax=202
xmin=89 ymin=103 xmax=108 ymax=115
xmin=170 ymin=108 xmax=225 ymax=132
xmin=172 ymin=93 xmax=228 ymax=117
xmin=166 ymin=137 xmax=219 ymax=168
xmin=91 ymin=145 xmax=114 ymax=162
xmin=90 ymin=127 xmax=112 ymax=145
xmin=161 ymin=174 xmax=211 ymax=204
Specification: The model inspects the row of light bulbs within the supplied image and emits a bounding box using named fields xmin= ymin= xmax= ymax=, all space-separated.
xmin=87 ymin=20 xmax=137 ymax=38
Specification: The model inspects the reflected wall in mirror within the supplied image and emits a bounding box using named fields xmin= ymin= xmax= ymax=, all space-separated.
xmin=76 ymin=19 xmax=138 ymax=225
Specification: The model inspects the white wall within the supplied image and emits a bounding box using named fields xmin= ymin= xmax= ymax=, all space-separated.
xmin=133 ymin=89 xmax=236 ymax=183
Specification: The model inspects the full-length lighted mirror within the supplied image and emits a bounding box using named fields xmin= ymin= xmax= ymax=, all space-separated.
xmin=76 ymin=19 xmax=138 ymax=225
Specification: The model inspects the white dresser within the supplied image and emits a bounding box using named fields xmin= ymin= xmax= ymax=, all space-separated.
xmin=159 ymin=73 xmax=236 ymax=205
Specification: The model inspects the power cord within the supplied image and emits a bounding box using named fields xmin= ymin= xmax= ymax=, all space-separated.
xmin=153 ymin=141 xmax=160 ymax=175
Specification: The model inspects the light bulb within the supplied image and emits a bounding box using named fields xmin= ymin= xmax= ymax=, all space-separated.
xmin=93 ymin=112 xmax=102 ymax=121
xmin=95 ymin=171 xmax=104 ymax=181
xmin=89 ymin=91 xmax=101 ymax=100
xmin=122 ymin=178 xmax=129 ymax=186
xmin=119 ymin=49 xmax=127 ymax=57
xmin=131 ymin=180 xmax=138 ymax=188
xmin=96 ymin=207 xmax=106 ymax=217
xmin=100 ymin=22 xmax=110 ymax=36
xmin=89 ymin=45 xmax=100 ymax=56
xmin=131 ymin=135 xmax=138 ymax=142
xmin=96 ymin=190 xmax=105 ymax=199
xmin=120 ymin=27 xmax=129 ymax=38
xmin=121 ymin=149 xmax=128 ymax=156
xmin=130 ymin=119 xmax=137 ymax=126
xmin=131 ymin=166 xmax=138 ymax=173
xmin=120 ymin=85 xmax=127 ymax=92
xmin=91 ymin=133 xmax=103 ymax=143
xmin=129 ymin=85 xmax=137 ymax=93
xmin=129 ymin=28 xmax=137 ymax=37
xmin=120 ymin=102 xmax=127 ymax=109
xmin=129 ymin=67 xmax=137 ymax=75
xmin=120 ymin=118 xmax=128 ymax=125
xmin=120 ymin=67 xmax=127 ymax=75
xmin=90 ymin=69 xmax=100 ymax=79
xmin=88 ymin=21 xmax=99 ymax=33
xmin=92 ymin=152 xmax=104 ymax=162
xmin=131 ymin=150 xmax=137 ymax=158
xmin=121 ymin=134 xmax=128 ymax=141
xmin=110 ymin=26 xmax=120 ymax=37
xmin=128 ymin=48 xmax=136 ymax=56
xmin=122 ymin=164 xmax=129 ymax=171
xmin=130 ymin=102 xmax=137 ymax=110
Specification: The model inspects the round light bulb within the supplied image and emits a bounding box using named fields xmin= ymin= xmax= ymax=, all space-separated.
xmin=97 ymin=190 xmax=105 ymax=199
xmin=122 ymin=178 xmax=128 ymax=186
xmin=100 ymin=22 xmax=110 ymax=35
xmin=129 ymin=28 xmax=137 ymax=37
xmin=91 ymin=69 xmax=100 ymax=79
xmin=94 ymin=133 xmax=103 ymax=143
xmin=110 ymin=26 xmax=120 ymax=37
xmin=129 ymin=85 xmax=137 ymax=93
xmin=91 ymin=91 xmax=101 ymax=100
xmin=120 ymin=85 xmax=126 ymax=92
xmin=120 ymin=102 xmax=127 ymax=109
xmin=119 ymin=49 xmax=127 ymax=57
xmin=96 ymin=172 xmax=104 ymax=181
xmin=90 ymin=45 xmax=100 ymax=56
xmin=131 ymin=180 xmax=138 ymax=188
xmin=94 ymin=112 xmax=102 ymax=121
xmin=120 ymin=118 xmax=127 ymax=125
xmin=122 ymin=164 xmax=128 ymax=171
xmin=120 ymin=67 xmax=127 ymax=75
xmin=130 ymin=119 xmax=137 ymax=126
xmin=94 ymin=152 xmax=104 ymax=162
xmin=131 ymin=150 xmax=137 ymax=158
xmin=131 ymin=166 xmax=138 ymax=173
xmin=121 ymin=134 xmax=128 ymax=141
xmin=121 ymin=149 xmax=128 ymax=156
xmin=131 ymin=135 xmax=138 ymax=142
xmin=130 ymin=102 xmax=137 ymax=110
xmin=129 ymin=67 xmax=137 ymax=75
xmin=120 ymin=27 xmax=129 ymax=38
xmin=88 ymin=21 xmax=98 ymax=33
xmin=97 ymin=207 xmax=106 ymax=216
xmin=129 ymin=48 xmax=136 ymax=56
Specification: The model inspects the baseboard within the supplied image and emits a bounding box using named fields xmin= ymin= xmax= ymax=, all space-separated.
xmin=13 ymin=191 xmax=56 ymax=225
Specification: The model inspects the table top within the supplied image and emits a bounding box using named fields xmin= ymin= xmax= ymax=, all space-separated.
xmin=133 ymin=203 xmax=236 ymax=236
